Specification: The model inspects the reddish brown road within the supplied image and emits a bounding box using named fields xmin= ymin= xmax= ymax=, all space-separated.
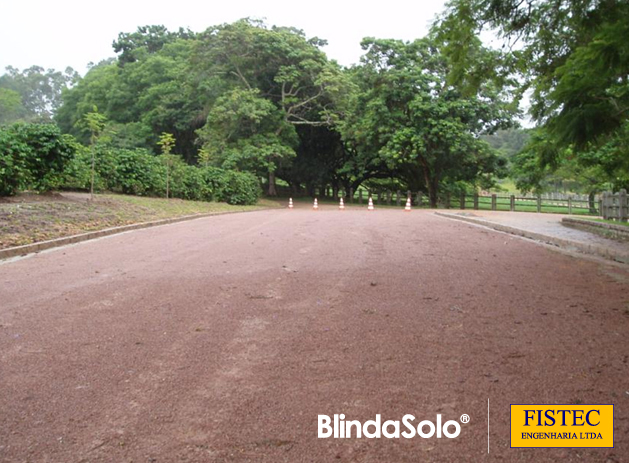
xmin=1 ymin=207 xmax=627 ymax=462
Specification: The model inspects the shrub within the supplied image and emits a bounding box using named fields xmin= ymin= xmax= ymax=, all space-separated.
xmin=111 ymin=148 xmax=164 ymax=196
xmin=59 ymin=144 xmax=261 ymax=205
xmin=0 ymin=123 xmax=76 ymax=196
xmin=218 ymin=170 xmax=261 ymax=205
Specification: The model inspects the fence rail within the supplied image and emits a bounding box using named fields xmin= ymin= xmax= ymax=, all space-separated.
xmin=285 ymin=188 xmax=604 ymax=217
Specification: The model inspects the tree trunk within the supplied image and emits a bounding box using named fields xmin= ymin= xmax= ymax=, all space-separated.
xmin=588 ymin=191 xmax=597 ymax=214
xmin=422 ymin=165 xmax=438 ymax=208
xmin=89 ymin=148 xmax=95 ymax=201
xmin=268 ymin=170 xmax=277 ymax=196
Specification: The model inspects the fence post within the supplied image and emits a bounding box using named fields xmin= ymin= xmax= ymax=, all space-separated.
xmin=388 ymin=191 xmax=392 ymax=206
xmin=568 ymin=196 xmax=573 ymax=215
xmin=445 ymin=193 xmax=451 ymax=209
xmin=620 ymin=189 xmax=628 ymax=221
xmin=359 ymin=190 xmax=363 ymax=205
xmin=510 ymin=195 xmax=515 ymax=212
xmin=491 ymin=194 xmax=497 ymax=211
xmin=396 ymin=190 xmax=400 ymax=206
xmin=460 ymin=192 xmax=466 ymax=210
xmin=537 ymin=195 xmax=542 ymax=213
xmin=473 ymin=193 xmax=479 ymax=210
xmin=350 ymin=188 xmax=354 ymax=203
xmin=416 ymin=192 xmax=422 ymax=207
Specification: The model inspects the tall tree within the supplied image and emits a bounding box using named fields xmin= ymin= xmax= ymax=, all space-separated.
xmin=337 ymin=38 xmax=514 ymax=206
xmin=192 ymin=19 xmax=341 ymax=194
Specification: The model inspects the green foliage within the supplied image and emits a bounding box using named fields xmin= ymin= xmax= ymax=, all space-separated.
xmin=218 ymin=170 xmax=261 ymax=205
xmin=337 ymin=37 xmax=515 ymax=205
xmin=60 ymin=145 xmax=260 ymax=204
xmin=157 ymin=132 xmax=175 ymax=155
xmin=0 ymin=123 xmax=76 ymax=196
xmin=84 ymin=107 xmax=107 ymax=145
xmin=113 ymin=25 xmax=196 ymax=65
xmin=197 ymin=88 xmax=297 ymax=174
xmin=0 ymin=88 xmax=26 ymax=124
xmin=0 ymin=66 xmax=78 ymax=124
xmin=439 ymin=0 xmax=629 ymax=186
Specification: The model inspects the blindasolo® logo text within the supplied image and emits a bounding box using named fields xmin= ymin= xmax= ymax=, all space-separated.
xmin=511 ymin=404 xmax=614 ymax=448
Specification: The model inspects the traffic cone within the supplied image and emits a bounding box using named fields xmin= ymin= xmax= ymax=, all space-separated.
xmin=404 ymin=197 xmax=411 ymax=211
xmin=367 ymin=196 xmax=374 ymax=211
xmin=313 ymin=198 xmax=319 ymax=210
xmin=339 ymin=198 xmax=345 ymax=210
xmin=288 ymin=198 xmax=294 ymax=209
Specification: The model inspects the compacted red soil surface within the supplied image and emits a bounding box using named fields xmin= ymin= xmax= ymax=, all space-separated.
xmin=0 ymin=207 xmax=627 ymax=462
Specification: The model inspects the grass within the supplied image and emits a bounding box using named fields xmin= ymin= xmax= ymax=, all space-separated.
xmin=0 ymin=192 xmax=281 ymax=249
xmin=585 ymin=218 xmax=629 ymax=227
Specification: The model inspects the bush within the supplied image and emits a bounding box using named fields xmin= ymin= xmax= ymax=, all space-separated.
xmin=218 ymin=170 xmax=261 ymax=205
xmin=60 ymin=144 xmax=261 ymax=205
xmin=111 ymin=148 xmax=164 ymax=196
xmin=0 ymin=123 xmax=76 ymax=196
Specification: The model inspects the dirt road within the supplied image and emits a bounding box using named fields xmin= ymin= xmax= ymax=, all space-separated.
xmin=1 ymin=207 xmax=627 ymax=462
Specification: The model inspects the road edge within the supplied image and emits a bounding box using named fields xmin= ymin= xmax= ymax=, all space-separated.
xmin=435 ymin=211 xmax=629 ymax=265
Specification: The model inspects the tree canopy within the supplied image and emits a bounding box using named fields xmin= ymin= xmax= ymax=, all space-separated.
xmin=3 ymin=5 xmax=625 ymax=202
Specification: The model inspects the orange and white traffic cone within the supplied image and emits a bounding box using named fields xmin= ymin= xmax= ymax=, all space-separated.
xmin=339 ymin=198 xmax=345 ymax=210
xmin=313 ymin=198 xmax=319 ymax=210
xmin=367 ymin=196 xmax=374 ymax=211
xmin=404 ymin=197 xmax=411 ymax=212
xmin=288 ymin=198 xmax=294 ymax=209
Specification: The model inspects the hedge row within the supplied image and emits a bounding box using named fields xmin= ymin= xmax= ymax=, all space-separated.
xmin=0 ymin=123 xmax=261 ymax=205
xmin=0 ymin=123 xmax=75 ymax=196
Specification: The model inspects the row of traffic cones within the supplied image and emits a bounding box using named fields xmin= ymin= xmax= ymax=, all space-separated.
xmin=288 ymin=197 xmax=412 ymax=211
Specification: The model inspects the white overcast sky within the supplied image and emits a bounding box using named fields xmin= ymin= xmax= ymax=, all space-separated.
xmin=0 ymin=0 xmax=448 ymax=74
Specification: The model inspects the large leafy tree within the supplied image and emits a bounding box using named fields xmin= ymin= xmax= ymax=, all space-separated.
xmin=439 ymin=0 xmax=629 ymax=185
xmin=337 ymin=38 xmax=514 ymax=206
xmin=191 ymin=19 xmax=341 ymax=194
xmin=196 ymin=88 xmax=297 ymax=177
xmin=57 ymin=36 xmax=200 ymax=160
xmin=113 ymin=25 xmax=196 ymax=66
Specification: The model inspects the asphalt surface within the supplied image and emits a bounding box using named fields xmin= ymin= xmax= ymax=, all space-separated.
xmin=0 ymin=206 xmax=627 ymax=462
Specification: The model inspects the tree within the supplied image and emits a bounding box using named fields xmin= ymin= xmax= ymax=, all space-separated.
xmin=0 ymin=88 xmax=25 ymax=124
xmin=57 ymin=36 xmax=200 ymax=160
xmin=196 ymin=88 xmax=297 ymax=189
xmin=337 ymin=38 xmax=514 ymax=206
xmin=157 ymin=132 xmax=176 ymax=198
xmin=84 ymin=107 xmax=107 ymax=199
xmin=439 ymin=0 xmax=629 ymax=183
xmin=192 ymin=19 xmax=341 ymax=194
xmin=113 ymin=25 xmax=196 ymax=66
xmin=0 ymin=66 xmax=79 ymax=123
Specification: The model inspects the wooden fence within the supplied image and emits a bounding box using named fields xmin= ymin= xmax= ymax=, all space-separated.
xmin=601 ymin=190 xmax=628 ymax=221
xmin=276 ymin=186 xmax=609 ymax=217
xmin=301 ymin=189 xmax=601 ymax=216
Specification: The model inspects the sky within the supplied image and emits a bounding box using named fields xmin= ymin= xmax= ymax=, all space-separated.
xmin=0 ymin=0 xmax=448 ymax=74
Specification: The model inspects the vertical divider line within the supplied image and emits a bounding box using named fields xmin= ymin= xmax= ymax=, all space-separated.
xmin=487 ymin=398 xmax=490 ymax=454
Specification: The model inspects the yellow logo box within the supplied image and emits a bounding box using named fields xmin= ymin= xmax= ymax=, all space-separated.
xmin=511 ymin=405 xmax=614 ymax=448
